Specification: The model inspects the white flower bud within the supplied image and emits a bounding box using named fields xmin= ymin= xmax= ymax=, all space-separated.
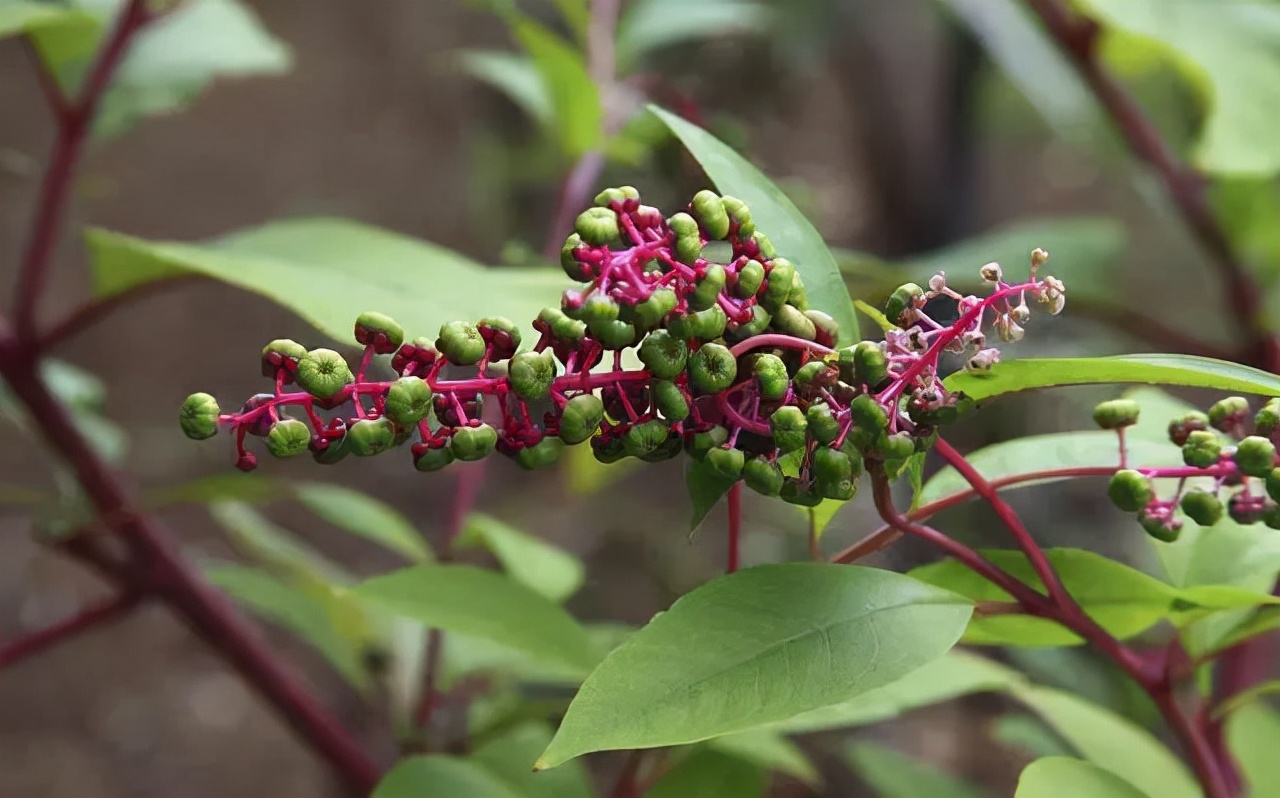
xmin=965 ymin=348 xmax=1001 ymax=375
xmin=979 ymin=262 xmax=1002 ymax=282
xmin=1010 ymin=302 xmax=1031 ymax=325
xmin=928 ymin=273 xmax=947 ymax=292
xmin=1031 ymin=248 xmax=1050 ymax=268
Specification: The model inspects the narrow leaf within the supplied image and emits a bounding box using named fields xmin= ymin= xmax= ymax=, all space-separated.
xmin=469 ymin=722 xmax=594 ymax=798
xmin=293 ymin=483 xmax=431 ymax=564
xmin=371 ymin=755 xmax=526 ymax=798
xmin=457 ymin=512 xmax=585 ymax=602
xmin=512 ymin=18 xmax=600 ymax=157
xmin=1014 ymin=757 xmax=1151 ymax=798
xmin=706 ymin=728 xmax=820 ymax=786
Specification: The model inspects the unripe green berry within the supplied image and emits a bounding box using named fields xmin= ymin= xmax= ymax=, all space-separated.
xmin=805 ymin=310 xmax=839 ymax=348
xmin=771 ymin=304 xmax=817 ymax=340
xmin=686 ymin=425 xmax=729 ymax=461
xmin=575 ymin=206 xmax=620 ymax=245
xmin=638 ymin=433 xmax=683 ymax=463
xmin=669 ymin=304 xmax=729 ymax=342
xmin=516 ymin=437 xmax=564 ymax=470
xmin=743 ymin=455 xmax=784 ymax=497
xmin=560 ymin=394 xmax=606 ymax=445
xmin=639 ymin=330 xmax=688 ymax=379
xmin=451 ymin=424 xmax=498 ymax=461
xmin=812 ymin=446 xmax=856 ymax=500
xmin=296 ymin=349 xmax=354 ymax=401
xmin=623 ymin=419 xmax=671 ymax=458
xmin=1234 ymin=435 xmax=1277 ymax=478
xmin=1092 ymin=399 xmax=1141 ymax=430
xmin=761 ymin=260 xmax=794 ymax=313
xmin=348 ymin=418 xmax=396 ymax=457
xmin=688 ymin=263 xmax=727 ymax=311
xmin=1168 ymin=412 xmax=1210 ymax=446
xmin=885 ymin=283 xmax=924 ymax=326
xmin=260 ymin=339 xmax=308 ymax=380
xmin=629 ymin=287 xmax=678 ymax=330
xmin=594 ymin=185 xmax=639 ymax=206
xmin=592 ymin=435 xmax=629 ymax=464
xmin=1180 ymin=490 xmax=1224 ymax=527
xmin=723 ymin=305 xmax=770 ymax=342
xmin=560 ymin=233 xmax=590 ymax=281
xmin=1256 ymin=399 xmax=1280 ymax=438
xmin=265 ymin=418 xmax=312 ymax=458
xmin=312 ymin=434 xmax=350 ymax=465
xmin=652 ymin=379 xmax=690 ymax=422
xmin=590 ymin=319 xmax=637 ymax=350
xmin=770 ymin=406 xmax=808 ymax=453
xmin=788 ymin=273 xmax=810 ymax=312
xmin=1208 ymin=396 xmax=1251 ymax=434
xmin=688 ymin=343 xmax=738 ymax=393
xmin=1265 ymin=503 xmax=1280 ymax=530
xmin=668 ymin=211 xmax=699 ymax=237
xmin=806 ymin=402 xmax=841 ymax=445
xmin=850 ymin=393 xmax=889 ymax=434
xmin=752 ymin=231 xmax=776 ymax=259
xmin=476 ymin=316 xmax=522 ymax=360
xmin=705 ymin=446 xmax=745 ymax=480
xmin=538 ymin=307 xmax=588 ymax=345
xmin=414 ymin=445 xmax=454 ymax=472
xmin=721 ymin=195 xmax=754 ymax=236
xmin=780 ymin=478 xmax=822 ymax=507
xmin=1182 ymin=430 xmax=1223 ymax=468
xmin=734 ymin=260 xmax=765 ymax=299
xmin=691 ymin=189 xmax=730 ymax=240
xmin=577 ymin=294 xmax=621 ymax=325
xmin=752 ymin=354 xmax=789 ymax=400
xmin=1107 ymin=469 xmax=1153 ymax=512
xmin=853 ymin=341 xmax=889 ymax=389
xmin=792 ymin=361 xmax=836 ymax=398
xmin=437 ymin=321 xmax=486 ymax=366
xmin=354 ymin=311 xmax=404 ymax=354
xmin=383 ymin=376 xmax=433 ymax=426
xmin=1267 ymin=468 xmax=1280 ymax=503
xmin=1139 ymin=510 xmax=1181 ymax=542
xmin=508 ymin=350 xmax=557 ymax=400
xmin=179 ymin=392 xmax=221 ymax=440
xmin=877 ymin=432 xmax=916 ymax=461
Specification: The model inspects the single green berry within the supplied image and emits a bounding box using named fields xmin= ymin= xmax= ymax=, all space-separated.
xmin=312 ymin=434 xmax=350 ymax=465
xmin=560 ymin=233 xmax=590 ymax=281
xmin=476 ymin=316 xmax=522 ymax=360
xmin=594 ymin=185 xmax=639 ymax=206
xmin=575 ymin=206 xmax=620 ymax=245
xmin=734 ymin=260 xmax=765 ymax=299
xmin=688 ymin=343 xmax=738 ymax=393
xmin=436 ymin=321 xmax=486 ymax=366
xmin=805 ymin=310 xmax=839 ymax=348
xmin=1092 ymin=399 xmax=1141 ymax=430
xmin=265 ymin=418 xmax=312 ymax=458
xmin=590 ymin=319 xmax=637 ymax=350
xmin=508 ymin=350 xmax=557 ymax=400
xmin=384 ymin=376 xmax=433 ymax=426
xmin=770 ymin=406 xmax=808 ymax=453
xmin=1138 ymin=510 xmax=1181 ymax=542
xmin=812 ymin=446 xmax=855 ymax=499
xmin=723 ymin=305 xmax=770 ymax=342
xmin=577 ymin=294 xmax=621 ymax=325
xmin=1267 ymin=468 xmax=1280 ymax=503
xmin=720 ymin=195 xmax=754 ymax=237
xmin=1265 ymin=503 xmax=1280 ymax=530
xmin=1256 ymin=399 xmax=1280 ymax=438
xmin=760 ymin=259 xmax=795 ymax=313
xmin=1168 ymin=412 xmax=1211 ymax=446
xmin=639 ymin=330 xmax=688 ymax=379
xmin=354 ymin=311 xmax=404 ymax=354
xmin=296 ymin=349 xmax=354 ymax=401
xmin=1180 ymin=490 xmax=1224 ymax=527
xmin=179 ymin=392 xmax=221 ymax=440
xmin=1208 ymin=396 xmax=1251 ymax=435
xmin=1235 ymin=435 xmax=1277 ymax=478
xmin=752 ymin=231 xmax=776 ymax=259
xmin=885 ymin=282 xmax=924 ymax=326
xmin=348 ymin=418 xmax=396 ymax=457
xmin=669 ymin=304 xmax=729 ymax=341
xmin=451 ymin=424 xmax=498 ymax=461
xmin=669 ymin=212 xmax=703 ymax=266
xmin=668 ymin=211 xmax=699 ymax=237
xmin=705 ymin=446 xmax=745 ymax=480
xmin=877 ymin=432 xmax=916 ymax=461
xmin=686 ymin=425 xmax=729 ymax=460
xmin=652 ymin=379 xmax=690 ymax=422
xmin=515 ymin=437 xmax=563 ymax=470
xmin=414 ymin=445 xmax=455 ymax=472
xmin=592 ymin=435 xmax=629 ymax=464
xmin=806 ymin=402 xmax=841 ymax=445
xmin=1182 ymin=430 xmax=1223 ymax=468
xmin=629 ymin=287 xmax=678 ymax=330
xmin=780 ymin=478 xmax=822 ymax=507
xmin=623 ymin=419 xmax=671 ymax=458
xmin=752 ymin=354 xmax=789 ymax=400
xmin=850 ymin=393 xmax=890 ymax=434
xmin=743 ymin=455 xmax=784 ymax=497
xmin=691 ymin=189 xmax=730 ymax=240
xmin=638 ymin=433 xmax=683 ymax=463
xmin=688 ymin=263 xmax=727 ymax=311
xmin=1107 ymin=469 xmax=1153 ymax=512
xmin=788 ymin=273 xmax=810 ymax=312
xmin=853 ymin=341 xmax=889 ymax=389
xmin=260 ymin=339 xmax=308 ymax=380
xmin=560 ymin=394 xmax=606 ymax=445
xmin=771 ymin=304 xmax=817 ymax=341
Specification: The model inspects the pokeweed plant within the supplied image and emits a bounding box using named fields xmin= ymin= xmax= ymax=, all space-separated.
xmin=5 ymin=2 xmax=1280 ymax=798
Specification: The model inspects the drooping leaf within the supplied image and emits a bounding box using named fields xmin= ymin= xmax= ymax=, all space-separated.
xmin=207 ymin=501 xmax=353 ymax=584
xmin=847 ymin=742 xmax=984 ymax=798
xmin=351 ymin=563 xmax=597 ymax=675
xmin=706 ymin=728 xmax=820 ymax=786
xmin=1014 ymin=757 xmax=1151 ymax=798
xmin=684 ymin=456 xmax=738 ymax=532
xmin=1226 ymin=701 xmax=1280 ymax=798
xmin=144 ymin=473 xmax=281 ymax=507
xmin=511 ymin=18 xmax=600 ymax=157
xmin=469 ymin=722 xmax=594 ymax=798
xmin=616 ymin=0 xmax=771 ymax=69
xmin=455 ymin=49 xmax=553 ymax=125
xmin=293 ymin=483 xmax=431 ymax=564
xmin=457 ymin=512 xmax=585 ymax=603
xmin=535 ymin=563 xmax=973 ymax=768
xmin=85 ymin=218 xmax=567 ymax=347
xmin=371 ymin=755 xmax=527 ymax=798
xmin=649 ymin=104 xmax=858 ymax=343
xmin=853 ymin=298 xmax=894 ymax=334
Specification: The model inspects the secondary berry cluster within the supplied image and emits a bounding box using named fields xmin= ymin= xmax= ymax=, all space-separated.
xmin=180 ymin=187 xmax=1064 ymax=506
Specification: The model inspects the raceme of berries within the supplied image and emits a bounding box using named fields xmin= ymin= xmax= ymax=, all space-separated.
xmin=179 ymin=187 xmax=1065 ymax=507
xmin=1099 ymin=395 xmax=1280 ymax=541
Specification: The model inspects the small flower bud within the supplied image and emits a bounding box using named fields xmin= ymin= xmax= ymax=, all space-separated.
xmin=296 ymin=349 xmax=354 ymax=402
xmin=265 ymin=418 xmax=312 ymax=458
xmin=688 ymin=343 xmax=738 ymax=393
xmin=639 ymin=329 xmax=688 ymax=379
xmin=413 ymin=443 xmax=454 ymax=472
xmin=1092 ymin=399 xmax=1141 ymax=430
xmin=476 ymin=317 xmax=522 ymax=360
xmin=760 ymin=260 xmax=795 ymax=313
xmin=688 ymin=263 xmax=728 ymax=311
xmin=979 ymin=262 xmax=1002 ymax=282
xmin=885 ymin=283 xmax=924 ymax=327
xmin=450 ymin=423 xmax=498 ymax=461
xmin=705 ymin=446 xmax=745 ymax=479
xmin=733 ymin=260 xmax=766 ymax=299
xmin=721 ymin=195 xmax=754 ymax=237
xmin=623 ymin=419 xmax=671 ymax=458
xmin=691 ymin=189 xmax=731 ymax=240
xmin=1035 ymin=275 xmax=1065 ymax=315
xmin=236 ymin=451 xmax=258 ymax=472
xmin=508 ymin=350 xmax=557 ymax=400
xmin=965 ymin=348 xmax=1001 ymax=375
xmin=1138 ymin=509 xmax=1181 ymax=542
xmin=995 ymin=315 xmax=1025 ymax=343
xmin=589 ymin=319 xmax=637 ymax=350
xmin=927 ymin=273 xmax=946 ymax=293
xmin=743 ymin=455 xmax=784 ymax=497
xmin=652 ymin=379 xmax=690 ymax=422
xmin=436 ymin=321 xmax=486 ymax=366
xmin=1009 ymin=303 xmax=1031 ymax=326
xmin=574 ymin=206 xmax=620 ymax=246
xmin=1168 ymin=412 xmax=1210 ymax=446
xmin=770 ymin=406 xmax=808 ymax=453
xmin=1234 ymin=436 xmax=1277 ymax=478
xmin=752 ymin=354 xmax=789 ymax=400
xmin=354 ymin=311 xmax=404 ymax=354
xmin=384 ymin=376 xmax=433 ymax=426
xmin=515 ymin=437 xmax=563 ymax=470
xmin=1107 ymin=469 xmax=1153 ymax=512
xmin=1180 ymin=490 xmax=1224 ymax=527
xmin=1031 ymin=248 xmax=1050 ymax=268
xmin=260 ymin=339 xmax=308 ymax=381
xmin=771 ymin=304 xmax=817 ymax=341
xmin=1182 ymin=430 xmax=1223 ymax=468
xmin=348 ymin=418 xmax=396 ymax=457
xmin=806 ymin=402 xmax=841 ymax=445
xmin=559 ymin=394 xmax=605 ymax=444
xmin=179 ymin=392 xmax=221 ymax=440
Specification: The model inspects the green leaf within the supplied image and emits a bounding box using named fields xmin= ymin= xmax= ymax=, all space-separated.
xmin=144 ymin=473 xmax=281 ymax=508
xmin=205 ymin=563 xmax=371 ymax=690
xmin=455 ymin=49 xmax=553 ymax=125
xmin=469 ymin=722 xmax=594 ymax=798
xmin=1014 ymin=757 xmax=1151 ymax=798
xmin=1010 ymin=684 xmax=1199 ymax=798
xmin=706 ymin=729 xmax=820 ymax=786
xmin=993 ymin=714 xmax=1076 ymax=759
xmin=535 ymin=563 xmax=973 ymax=768
xmin=1226 ymin=701 xmax=1280 ymax=798
xmin=649 ymin=104 xmax=858 ymax=343
xmin=292 ymin=483 xmax=431 ymax=564
xmin=684 ymin=456 xmax=738 ymax=532
xmin=511 ymin=18 xmax=599 ymax=157
xmin=85 ymin=218 xmax=567 ymax=345
xmin=1214 ymin=679 xmax=1280 ymax=721
xmin=0 ymin=0 xmax=93 ymax=37
xmin=457 ymin=512 xmax=585 ymax=603
xmin=616 ymin=0 xmax=771 ymax=70
xmin=208 ymin=501 xmax=353 ymax=584
xmin=351 ymin=563 xmax=597 ymax=675
xmin=564 ymin=439 xmax=642 ymax=494
xmin=946 ymin=354 xmax=1280 ymax=405
xmin=853 ymin=299 xmax=894 ymax=334
xmin=847 ymin=742 xmax=984 ymax=798
xmin=1211 ymin=606 xmax=1280 ymax=654
xmin=372 ymin=755 xmax=527 ymax=798
xmin=1080 ymin=0 xmax=1280 ymax=176
xmin=645 ymin=750 xmax=766 ymax=798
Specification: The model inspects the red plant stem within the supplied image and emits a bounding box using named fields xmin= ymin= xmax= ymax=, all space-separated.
xmin=726 ymin=482 xmax=742 ymax=573
xmin=38 ymin=276 xmax=199 ymax=352
xmin=609 ymin=749 xmax=647 ymax=798
xmin=11 ymin=0 xmax=152 ymax=341
xmin=0 ymin=592 xmax=141 ymax=668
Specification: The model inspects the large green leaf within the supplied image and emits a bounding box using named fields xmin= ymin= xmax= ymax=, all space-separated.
xmin=1226 ymin=701 xmax=1280 ymax=798
xmin=372 ymin=755 xmax=527 ymax=798
xmin=1081 ymin=0 xmax=1280 ymax=176
xmin=535 ymin=563 xmax=973 ymax=768
xmin=351 ymin=563 xmax=597 ymax=675
xmin=649 ymin=105 xmax=858 ymax=343
xmin=292 ymin=483 xmax=431 ymax=564
xmin=946 ymin=354 xmax=1280 ymax=405
xmin=616 ymin=0 xmax=771 ymax=69
xmin=457 ymin=513 xmax=585 ymax=603
xmin=85 ymin=218 xmax=567 ymax=346
xmin=1014 ymin=757 xmax=1151 ymax=798
xmin=847 ymin=743 xmax=984 ymax=798
xmin=511 ymin=17 xmax=599 ymax=157
xmin=468 ymin=722 xmax=594 ymax=798
xmin=705 ymin=729 xmax=820 ymax=786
